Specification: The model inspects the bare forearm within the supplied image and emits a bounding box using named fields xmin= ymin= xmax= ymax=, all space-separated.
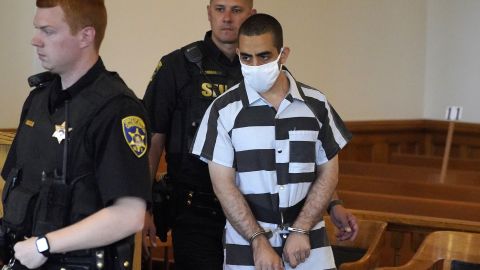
xmin=217 ymin=183 xmax=262 ymax=239
xmin=293 ymin=156 xmax=339 ymax=230
xmin=208 ymin=162 xmax=262 ymax=240
xmin=47 ymin=197 xmax=146 ymax=253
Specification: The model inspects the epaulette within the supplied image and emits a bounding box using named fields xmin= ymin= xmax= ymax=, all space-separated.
xmin=182 ymin=41 xmax=205 ymax=68
xmin=27 ymin=71 xmax=55 ymax=88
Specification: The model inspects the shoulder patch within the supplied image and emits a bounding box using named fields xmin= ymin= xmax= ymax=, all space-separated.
xmin=122 ymin=116 xmax=147 ymax=158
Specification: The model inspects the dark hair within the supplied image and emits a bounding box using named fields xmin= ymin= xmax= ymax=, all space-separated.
xmin=36 ymin=0 xmax=107 ymax=51
xmin=239 ymin=13 xmax=283 ymax=52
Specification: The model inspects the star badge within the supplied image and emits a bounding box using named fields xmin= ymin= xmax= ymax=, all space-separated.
xmin=52 ymin=122 xmax=72 ymax=144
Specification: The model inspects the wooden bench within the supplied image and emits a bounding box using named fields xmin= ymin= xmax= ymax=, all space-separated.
xmin=336 ymin=164 xmax=480 ymax=267
xmin=341 ymin=120 xmax=480 ymax=162
xmin=349 ymin=209 xmax=480 ymax=268
xmin=349 ymin=209 xmax=480 ymax=234
xmin=326 ymin=217 xmax=387 ymax=270
xmin=338 ymin=175 xmax=480 ymax=204
xmin=339 ymin=161 xmax=480 ymax=186
xmin=375 ymin=231 xmax=480 ymax=270
xmin=338 ymin=190 xmax=480 ymax=222
xmin=389 ymin=153 xmax=480 ymax=171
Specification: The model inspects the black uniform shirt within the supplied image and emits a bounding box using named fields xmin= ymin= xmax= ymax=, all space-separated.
xmin=2 ymin=58 xmax=151 ymax=206
xmin=143 ymin=31 xmax=243 ymax=186
xmin=143 ymin=31 xmax=242 ymax=134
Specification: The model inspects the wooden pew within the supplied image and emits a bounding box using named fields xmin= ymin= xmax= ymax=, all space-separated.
xmin=389 ymin=153 xmax=480 ymax=171
xmin=339 ymin=160 xmax=480 ymax=186
xmin=349 ymin=209 xmax=480 ymax=267
xmin=326 ymin=217 xmax=387 ymax=270
xmin=338 ymin=190 xmax=480 ymax=222
xmin=375 ymin=231 xmax=480 ymax=270
xmin=338 ymin=175 xmax=480 ymax=204
xmin=349 ymin=209 xmax=480 ymax=234
xmin=341 ymin=119 xmax=480 ymax=162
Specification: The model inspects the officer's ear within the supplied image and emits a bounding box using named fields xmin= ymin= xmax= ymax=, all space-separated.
xmin=78 ymin=26 xmax=96 ymax=49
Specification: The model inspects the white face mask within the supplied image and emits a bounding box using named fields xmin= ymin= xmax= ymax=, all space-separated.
xmin=240 ymin=49 xmax=283 ymax=94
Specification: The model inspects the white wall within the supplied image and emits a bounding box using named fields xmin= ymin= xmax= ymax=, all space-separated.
xmin=101 ymin=0 xmax=210 ymax=99
xmin=0 ymin=1 xmax=36 ymax=128
xmin=254 ymin=0 xmax=426 ymax=120
xmin=1 ymin=1 xmax=478 ymax=128
xmin=424 ymin=0 xmax=480 ymax=122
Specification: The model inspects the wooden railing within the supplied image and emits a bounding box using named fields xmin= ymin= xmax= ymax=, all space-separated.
xmin=389 ymin=153 xmax=480 ymax=171
xmin=340 ymin=119 xmax=480 ymax=162
xmin=337 ymin=120 xmax=480 ymax=267
xmin=0 ymin=130 xmax=15 ymax=175
xmin=0 ymin=130 xmax=15 ymax=217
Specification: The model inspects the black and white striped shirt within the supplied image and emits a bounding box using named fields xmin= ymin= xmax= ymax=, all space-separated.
xmin=192 ymin=70 xmax=351 ymax=270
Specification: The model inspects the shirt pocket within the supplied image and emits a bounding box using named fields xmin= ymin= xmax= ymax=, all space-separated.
xmin=288 ymin=130 xmax=318 ymax=174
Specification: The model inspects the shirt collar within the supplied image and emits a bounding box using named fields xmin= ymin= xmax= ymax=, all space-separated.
xmin=244 ymin=68 xmax=304 ymax=106
xmin=203 ymin=31 xmax=240 ymax=67
xmin=49 ymin=57 xmax=106 ymax=112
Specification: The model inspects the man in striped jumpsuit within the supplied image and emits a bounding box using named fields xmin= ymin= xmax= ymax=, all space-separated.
xmin=192 ymin=14 xmax=351 ymax=270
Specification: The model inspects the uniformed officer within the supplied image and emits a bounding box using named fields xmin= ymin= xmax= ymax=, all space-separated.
xmin=143 ymin=1 xmax=256 ymax=268
xmin=0 ymin=1 xmax=150 ymax=269
xmin=142 ymin=0 xmax=358 ymax=269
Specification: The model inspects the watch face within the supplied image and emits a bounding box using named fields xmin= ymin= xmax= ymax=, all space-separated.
xmin=36 ymin=237 xmax=49 ymax=252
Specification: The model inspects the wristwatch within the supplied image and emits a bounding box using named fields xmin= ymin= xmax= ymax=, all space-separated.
xmin=35 ymin=235 xmax=51 ymax=257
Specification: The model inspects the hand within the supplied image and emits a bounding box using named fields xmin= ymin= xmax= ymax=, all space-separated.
xmin=252 ymin=235 xmax=284 ymax=270
xmin=142 ymin=212 xmax=158 ymax=260
xmin=13 ymin=237 xmax=48 ymax=269
xmin=283 ymin=232 xmax=311 ymax=268
xmin=329 ymin=205 xmax=358 ymax=241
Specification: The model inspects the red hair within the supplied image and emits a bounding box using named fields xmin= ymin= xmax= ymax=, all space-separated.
xmin=36 ymin=0 xmax=107 ymax=51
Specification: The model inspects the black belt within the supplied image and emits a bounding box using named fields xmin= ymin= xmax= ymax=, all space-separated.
xmin=175 ymin=188 xmax=221 ymax=210
xmin=247 ymin=198 xmax=306 ymax=226
xmin=8 ymin=250 xmax=104 ymax=270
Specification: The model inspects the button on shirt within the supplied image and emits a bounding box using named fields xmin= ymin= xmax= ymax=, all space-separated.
xmin=192 ymin=70 xmax=351 ymax=269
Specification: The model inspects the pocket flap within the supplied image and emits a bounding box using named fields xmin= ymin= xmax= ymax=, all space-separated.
xmin=3 ymin=186 xmax=37 ymax=228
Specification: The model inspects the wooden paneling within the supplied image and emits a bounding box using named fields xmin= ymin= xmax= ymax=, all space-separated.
xmin=0 ymin=130 xmax=14 ymax=173
xmin=390 ymin=153 xmax=480 ymax=171
xmin=335 ymin=120 xmax=480 ymax=267
xmin=0 ymin=130 xmax=14 ymax=218
xmin=341 ymin=119 xmax=480 ymax=162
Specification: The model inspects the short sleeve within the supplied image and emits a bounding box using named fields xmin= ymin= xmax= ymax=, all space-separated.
xmin=88 ymin=97 xmax=151 ymax=205
xmin=191 ymin=102 xmax=235 ymax=168
xmin=317 ymin=101 xmax=352 ymax=161
xmin=142 ymin=52 xmax=185 ymax=134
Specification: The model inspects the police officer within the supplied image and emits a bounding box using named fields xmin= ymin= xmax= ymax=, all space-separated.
xmin=143 ymin=0 xmax=358 ymax=269
xmin=143 ymin=1 xmax=255 ymax=268
xmin=0 ymin=1 xmax=150 ymax=269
